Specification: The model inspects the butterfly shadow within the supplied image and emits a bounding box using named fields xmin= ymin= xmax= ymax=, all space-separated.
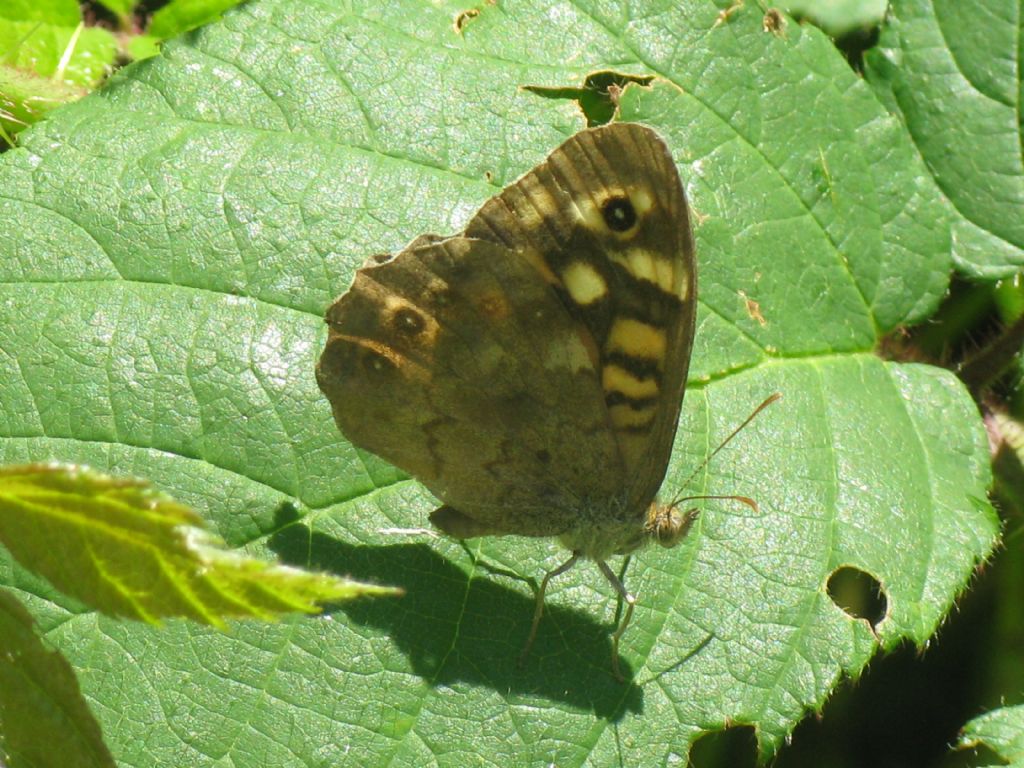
xmin=268 ymin=519 xmax=645 ymax=720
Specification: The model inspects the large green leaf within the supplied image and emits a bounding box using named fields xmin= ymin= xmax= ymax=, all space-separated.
xmin=0 ymin=0 xmax=996 ymax=764
xmin=865 ymin=0 xmax=1024 ymax=278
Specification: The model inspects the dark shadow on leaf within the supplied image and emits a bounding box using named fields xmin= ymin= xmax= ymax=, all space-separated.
xmin=267 ymin=523 xmax=644 ymax=719
xmin=0 ymin=590 xmax=116 ymax=767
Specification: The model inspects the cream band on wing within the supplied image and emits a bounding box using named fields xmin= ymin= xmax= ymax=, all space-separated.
xmin=605 ymin=316 xmax=667 ymax=366
xmin=602 ymin=364 xmax=659 ymax=399
xmin=334 ymin=333 xmax=428 ymax=380
xmin=630 ymin=187 xmax=654 ymax=215
xmin=562 ymin=261 xmax=609 ymax=305
xmin=608 ymin=402 xmax=656 ymax=430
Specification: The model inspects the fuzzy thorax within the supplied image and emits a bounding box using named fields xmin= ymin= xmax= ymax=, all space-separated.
xmin=557 ymin=500 xmax=699 ymax=560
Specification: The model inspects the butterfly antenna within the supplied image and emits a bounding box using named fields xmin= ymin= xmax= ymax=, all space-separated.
xmin=669 ymin=392 xmax=782 ymax=509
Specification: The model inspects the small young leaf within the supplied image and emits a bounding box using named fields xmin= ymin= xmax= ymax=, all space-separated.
xmin=0 ymin=19 xmax=116 ymax=88
xmin=0 ymin=65 xmax=84 ymax=142
xmin=0 ymin=464 xmax=400 ymax=625
xmin=0 ymin=0 xmax=81 ymax=27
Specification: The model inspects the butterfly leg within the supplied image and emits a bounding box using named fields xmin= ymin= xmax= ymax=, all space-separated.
xmin=457 ymin=540 xmax=536 ymax=587
xmin=597 ymin=559 xmax=635 ymax=682
xmin=519 ymin=551 xmax=581 ymax=668
xmin=611 ymin=555 xmax=633 ymax=626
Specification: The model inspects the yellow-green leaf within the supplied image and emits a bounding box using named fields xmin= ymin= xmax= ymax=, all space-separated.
xmin=0 ymin=464 xmax=400 ymax=625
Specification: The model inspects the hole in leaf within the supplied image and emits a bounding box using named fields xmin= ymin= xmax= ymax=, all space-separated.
xmin=688 ymin=724 xmax=757 ymax=768
xmin=524 ymin=70 xmax=654 ymax=127
xmin=827 ymin=566 xmax=887 ymax=627
xmin=453 ymin=8 xmax=480 ymax=33
xmin=782 ymin=9 xmax=882 ymax=72
xmin=782 ymin=560 xmax=998 ymax=766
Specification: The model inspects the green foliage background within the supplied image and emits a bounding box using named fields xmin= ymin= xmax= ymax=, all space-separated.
xmin=1 ymin=0 xmax=1020 ymax=765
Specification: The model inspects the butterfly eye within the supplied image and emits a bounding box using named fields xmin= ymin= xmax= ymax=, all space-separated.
xmin=602 ymin=196 xmax=637 ymax=232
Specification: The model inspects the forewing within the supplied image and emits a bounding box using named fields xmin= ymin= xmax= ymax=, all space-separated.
xmin=464 ymin=123 xmax=697 ymax=513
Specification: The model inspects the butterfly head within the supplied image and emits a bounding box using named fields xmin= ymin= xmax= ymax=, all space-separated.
xmin=645 ymin=501 xmax=699 ymax=549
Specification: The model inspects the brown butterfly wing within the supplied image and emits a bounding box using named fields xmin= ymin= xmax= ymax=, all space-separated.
xmin=464 ymin=123 xmax=696 ymax=519
xmin=317 ymin=234 xmax=627 ymax=537
xmin=318 ymin=123 xmax=695 ymax=541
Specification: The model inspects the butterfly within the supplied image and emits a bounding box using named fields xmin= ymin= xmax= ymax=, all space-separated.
xmin=317 ymin=122 xmax=700 ymax=680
